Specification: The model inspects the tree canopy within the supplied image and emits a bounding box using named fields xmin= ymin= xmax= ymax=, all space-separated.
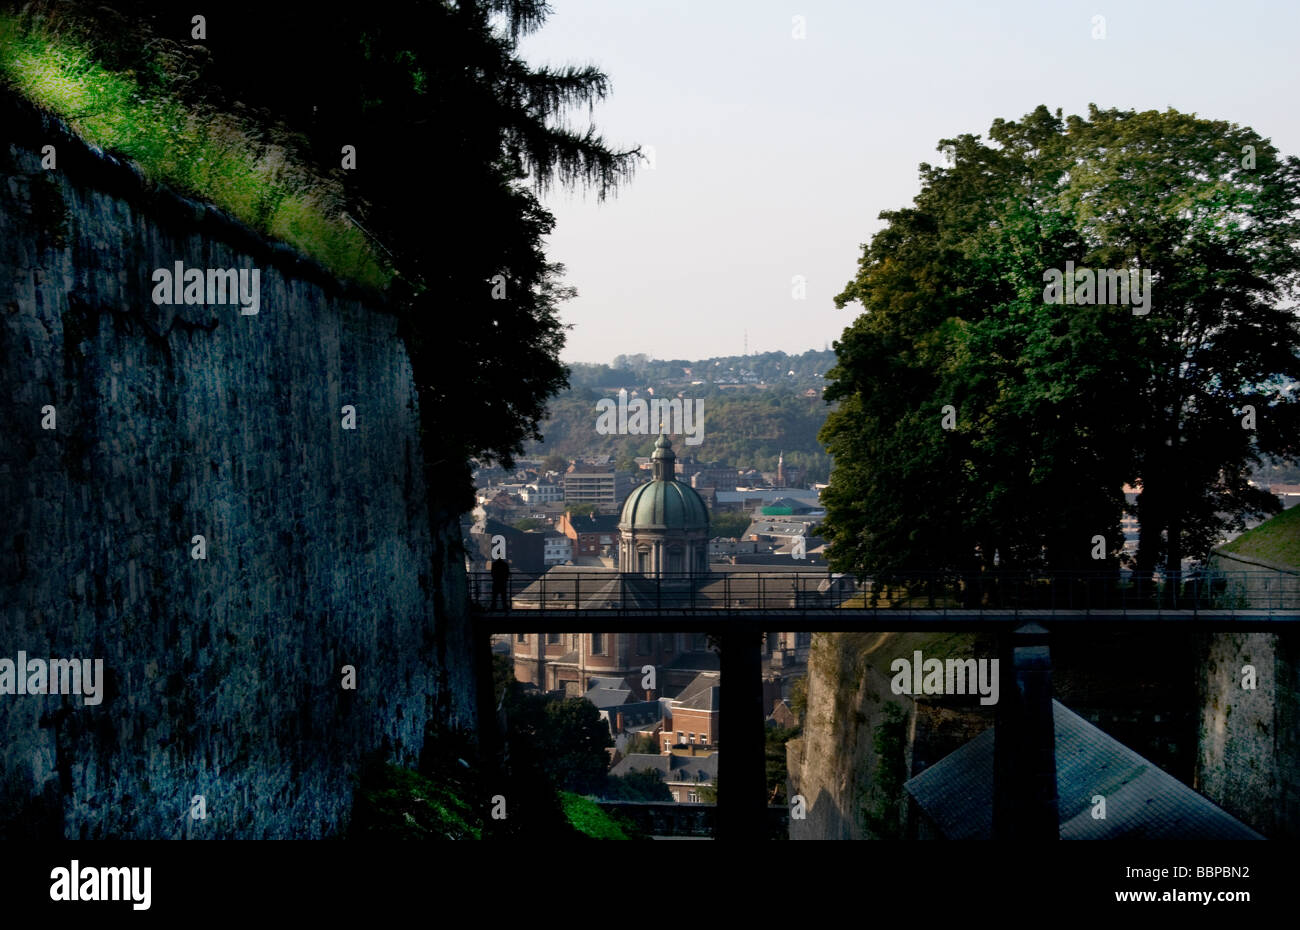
xmin=30 ymin=0 xmax=641 ymax=504
xmin=821 ymin=105 xmax=1300 ymax=580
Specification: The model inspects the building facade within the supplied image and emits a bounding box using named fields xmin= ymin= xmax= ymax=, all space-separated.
xmin=564 ymin=463 xmax=617 ymax=511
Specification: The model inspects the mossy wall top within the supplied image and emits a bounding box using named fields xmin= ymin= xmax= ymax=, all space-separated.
xmin=0 ymin=91 xmax=474 ymax=838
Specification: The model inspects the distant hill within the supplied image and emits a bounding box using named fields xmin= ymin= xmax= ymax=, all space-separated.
xmin=527 ymin=350 xmax=838 ymax=482
xmin=568 ymin=349 xmax=836 ymax=392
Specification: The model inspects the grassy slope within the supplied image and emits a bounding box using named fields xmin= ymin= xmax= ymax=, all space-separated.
xmin=559 ymin=792 xmax=636 ymax=839
xmin=1218 ymin=504 xmax=1300 ymax=570
xmin=0 ymin=11 xmax=389 ymax=288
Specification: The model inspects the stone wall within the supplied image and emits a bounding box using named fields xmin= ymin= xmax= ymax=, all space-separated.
xmin=0 ymin=91 xmax=476 ymax=838
xmin=1195 ymin=579 xmax=1299 ymax=841
xmin=1195 ymin=553 xmax=1300 ymax=837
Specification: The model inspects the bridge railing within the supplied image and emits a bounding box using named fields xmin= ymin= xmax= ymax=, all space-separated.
xmin=467 ymin=568 xmax=1299 ymax=611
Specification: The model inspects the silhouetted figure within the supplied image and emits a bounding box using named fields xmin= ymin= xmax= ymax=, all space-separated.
xmin=490 ymin=558 xmax=511 ymax=611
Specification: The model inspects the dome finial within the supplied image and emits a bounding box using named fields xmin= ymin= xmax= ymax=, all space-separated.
xmin=651 ymin=433 xmax=675 ymax=480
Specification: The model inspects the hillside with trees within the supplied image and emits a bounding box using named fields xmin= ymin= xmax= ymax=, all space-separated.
xmin=525 ymin=349 xmax=836 ymax=482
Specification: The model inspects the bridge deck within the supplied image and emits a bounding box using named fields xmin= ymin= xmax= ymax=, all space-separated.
xmin=469 ymin=568 xmax=1300 ymax=630
xmin=475 ymin=607 xmax=1300 ymax=632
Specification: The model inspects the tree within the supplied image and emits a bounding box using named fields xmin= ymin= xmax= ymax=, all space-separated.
xmin=533 ymin=699 xmax=614 ymax=794
xmin=709 ymin=511 xmax=752 ymax=539
xmin=122 ymin=0 xmax=641 ymax=507
xmin=623 ymin=732 xmax=659 ymax=755
xmin=823 ymin=105 xmax=1300 ymax=584
xmin=602 ymin=768 xmax=671 ymax=802
xmin=765 ymin=724 xmax=800 ymax=805
xmin=789 ymin=676 xmax=808 ymax=721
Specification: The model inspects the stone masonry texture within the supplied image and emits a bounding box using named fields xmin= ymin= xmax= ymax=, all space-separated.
xmin=0 ymin=92 xmax=476 ymax=838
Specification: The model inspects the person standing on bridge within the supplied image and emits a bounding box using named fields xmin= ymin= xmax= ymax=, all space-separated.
xmin=490 ymin=557 xmax=511 ymax=611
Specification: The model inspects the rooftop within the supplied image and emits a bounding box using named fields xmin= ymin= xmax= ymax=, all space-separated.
xmin=905 ymin=700 xmax=1264 ymax=839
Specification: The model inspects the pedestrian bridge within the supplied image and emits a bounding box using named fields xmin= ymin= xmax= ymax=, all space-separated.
xmin=469 ymin=565 xmax=1299 ymax=839
xmin=469 ymin=567 xmax=1300 ymax=630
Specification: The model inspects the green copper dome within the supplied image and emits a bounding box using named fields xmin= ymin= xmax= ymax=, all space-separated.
xmin=618 ymin=436 xmax=709 ymax=530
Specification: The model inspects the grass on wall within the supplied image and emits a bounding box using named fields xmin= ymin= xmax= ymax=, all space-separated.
xmin=559 ymin=791 xmax=636 ymax=839
xmin=1218 ymin=504 xmax=1300 ymax=570
xmin=0 ymin=12 xmax=391 ymax=289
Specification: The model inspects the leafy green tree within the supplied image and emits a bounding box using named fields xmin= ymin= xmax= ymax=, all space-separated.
xmin=698 ymin=775 xmax=718 ymax=804
xmin=602 ymin=768 xmax=671 ymax=802
xmin=765 ymin=725 xmax=800 ymax=804
xmin=823 ymin=105 xmax=1300 ymax=583
xmin=531 ymin=698 xmax=614 ymax=794
xmin=122 ymin=0 xmax=640 ymax=508
xmin=709 ymin=512 xmax=752 ymax=539
xmin=622 ymin=732 xmax=659 ymax=755
xmin=789 ymin=675 xmax=808 ymax=721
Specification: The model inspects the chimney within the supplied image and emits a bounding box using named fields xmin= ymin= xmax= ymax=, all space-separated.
xmin=615 ymin=711 xmax=624 ymax=735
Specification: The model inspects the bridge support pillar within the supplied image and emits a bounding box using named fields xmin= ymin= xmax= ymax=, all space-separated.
xmin=717 ymin=630 xmax=768 ymax=840
xmin=992 ymin=622 xmax=1059 ymax=839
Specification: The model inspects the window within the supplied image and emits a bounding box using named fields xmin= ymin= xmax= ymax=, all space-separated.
xmin=689 ymin=733 xmax=695 ymax=743
xmin=591 ymin=633 xmax=605 ymax=655
xmin=516 ymin=633 xmax=526 ymax=643
xmin=637 ymin=632 xmax=652 ymax=654
xmin=687 ymin=791 xmax=699 ymax=803
xmin=546 ymin=633 xmax=560 ymax=645
xmin=693 ymin=632 xmax=708 ymax=650
xmin=677 ymin=731 xmax=684 ymax=743
xmin=661 ymin=632 xmax=674 ymax=651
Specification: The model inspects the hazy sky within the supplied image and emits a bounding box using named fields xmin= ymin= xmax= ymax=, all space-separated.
xmin=518 ymin=0 xmax=1300 ymax=365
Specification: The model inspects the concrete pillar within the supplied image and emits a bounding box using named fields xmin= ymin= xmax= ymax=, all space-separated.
xmin=992 ymin=622 xmax=1059 ymax=839
xmin=717 ymin=630 xmax=767 ymax=840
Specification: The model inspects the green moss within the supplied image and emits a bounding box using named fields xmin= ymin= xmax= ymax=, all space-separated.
xmin=559 ymin=792 xmax=633 ymax=840
xmin=859 ymin=702 xmax=908 ymax=839
xmin=0 ymin=12 xmax=390 ymax=289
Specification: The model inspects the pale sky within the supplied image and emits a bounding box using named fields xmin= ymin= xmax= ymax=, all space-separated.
xmin=518 ymin=0 xmax=1300 ymax=365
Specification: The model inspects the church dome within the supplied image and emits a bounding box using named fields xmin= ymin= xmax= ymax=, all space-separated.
xmin=618 ymin=436 xmax=709 ymax=531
